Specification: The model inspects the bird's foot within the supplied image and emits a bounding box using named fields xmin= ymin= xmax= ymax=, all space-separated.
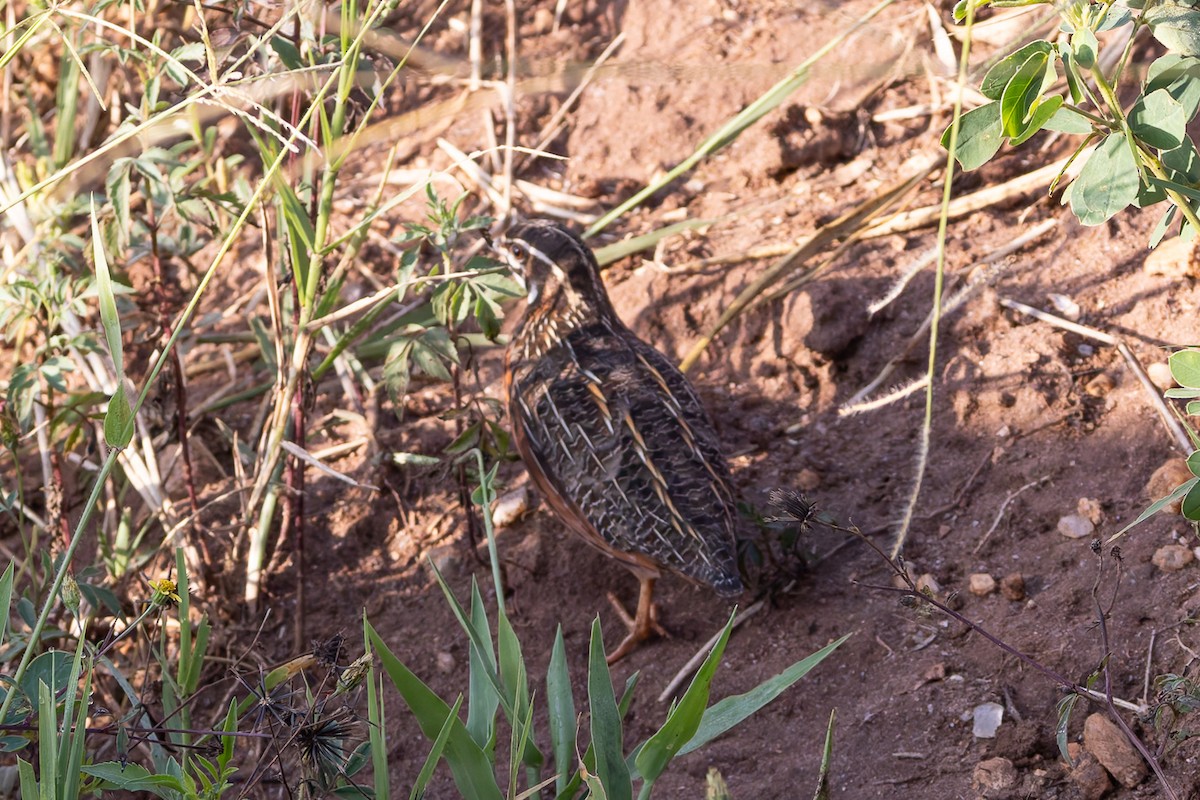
xmin=605 ymin=591 xmax=669 ymax=664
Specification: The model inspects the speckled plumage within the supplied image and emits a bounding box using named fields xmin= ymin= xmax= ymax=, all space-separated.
xmin=498 ymin=220 xmax=742 ymax=657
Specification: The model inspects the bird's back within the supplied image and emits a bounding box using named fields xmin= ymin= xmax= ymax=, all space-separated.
xmin=507 ymin=317 xmax=743 ymax=596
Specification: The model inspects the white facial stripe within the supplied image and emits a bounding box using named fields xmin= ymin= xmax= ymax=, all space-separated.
xmin=524 ymin=242 xmax=565 ymax=280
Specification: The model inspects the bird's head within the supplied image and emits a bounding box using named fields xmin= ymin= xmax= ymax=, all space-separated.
xmin=494 ymin=220 xmax=611 ymax=313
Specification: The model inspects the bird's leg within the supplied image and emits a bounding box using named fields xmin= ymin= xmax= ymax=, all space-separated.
xmin=605 ymin=576 xmax=669 ymax=664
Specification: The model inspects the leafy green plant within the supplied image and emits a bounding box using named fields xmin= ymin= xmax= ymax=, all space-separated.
xmin=366 ymin=586 xmax=848 ymax=800
xmin=947 ymin=0 xmax=1200 ymax=240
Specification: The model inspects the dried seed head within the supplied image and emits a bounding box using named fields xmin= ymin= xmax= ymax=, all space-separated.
xmin=765 ymin=488 xmax=816 ymax=524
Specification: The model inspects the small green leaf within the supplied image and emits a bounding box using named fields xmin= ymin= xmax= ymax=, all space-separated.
xmin=636 ymin=613 xmax=735 ymax=786
xmin=1043 ymin=105 xmax=1093 ymax=135
xmin=678 ymin=634 xmax=850 ymax=757
xmin=1145 ymin=2 xmax=1200 ymax=57
xmin=1187 ymin=451 xmax=1200 ymax=477
xmin=588 ymin=619 xmax=632 ymax=800
xmin=1170 ymin=348 xmax=1200 ymax=388
xmin=1000 ymin=51 xmax=1054 ymax=140
xmin=546 ymin=627 xmax=576 ymax=796
xmin=104 ymin=383 xmax=135 ymax=449
xmin=1071 ymin=26 xmax=1098 ymax=69
xmin=1070 ymin=133 xmax=1140 ymax=225
xmin=1146 ymin=55 xmax=1200 ymax=121
xmin=1184 ymin=481 xmax=1200 ymax=520
xmin=1055 ymin=693 xmax=1080 ymax=765
xmin=979 ymin=40 xmax=1053 ymax=100
xmin=90 ymin=198 xmax=124 ymax=380
xmin=942 ymin=102 xmax=1003 ymax=171
xmin=1009 ymin=95 xmax=1063 ymax=146
xmin=1129 ymin=89 xmax=1186 ymax=149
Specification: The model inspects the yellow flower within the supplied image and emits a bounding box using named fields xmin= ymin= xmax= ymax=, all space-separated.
xmin=148 ymin=578 xmax=181 ymax=607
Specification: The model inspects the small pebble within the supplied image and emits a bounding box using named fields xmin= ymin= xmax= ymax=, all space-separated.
xmin=436 ymin=652 xmax=456 ymax=673
xmin=492 ymin=487 xmax=532 ymax=529
xmin=915 ymin=573 xmax=941 ymax=596
xmin=1148 ymin=362 xmax=1175 ymax=391
xmin=1078 ymin=343 xmax=1095 ymax=357
xmin=1048 ymin=292 xmax=1081 ymax=321
xmin=1083 ymin=713 xmax=1147 ymax=788
xmin=968 ymin=573 xmax=997 ymax=596
xmin=1152 ymin=544 xmax=1193 ymax=572
xmin=1084 ymin=373 xmax=1115 ymax=397
xmin=973 ymin=702 xmax=1004 ymax=738
xmin=1000 ymin=573 xmax=1026 ymax=602
xmin=532 ymin=6 xmax=554 ymax=31
xmin=1058 ymin=514 xmax=1095 ymax=539
xmin=1066 ymin=742 xmax=1113 ymax=800
xmin=971 ymin=757 xmax=1018 ymax=798
xmin=1146 ymin=458 xmax=1193 ymax=515
xmin=1077 ymin=497 xmax=1103 ymax=525
xmin=797 ymin=468 xmax=821 ymax=491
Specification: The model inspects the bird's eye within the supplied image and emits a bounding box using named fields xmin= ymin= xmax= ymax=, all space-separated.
xmin=508 ymin=243 xmax=528 ymax=261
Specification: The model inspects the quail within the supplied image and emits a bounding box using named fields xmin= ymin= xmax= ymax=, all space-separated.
xmin=497 ymin=220 xmax=742 ymax=662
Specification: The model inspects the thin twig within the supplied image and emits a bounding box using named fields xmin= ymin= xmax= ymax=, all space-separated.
xmin=998 ymin=297 xmax=1192 ymax=453
xmin=973 ymin=476 xmax=1048 ymax=554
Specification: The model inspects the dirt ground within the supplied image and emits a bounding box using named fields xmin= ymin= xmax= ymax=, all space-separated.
xmin=184 ymin=1 xmax=1200 ymax=798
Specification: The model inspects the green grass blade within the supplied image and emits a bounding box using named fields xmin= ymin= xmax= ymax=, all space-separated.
xmin=499 ymin=610 xmax=544 ymax=769
xmin=811 ymin=709 xmax=836 ymax=800
xmin=546 ymin=626 xmax=576 ymax=795
xmin=636 ymin=612 xmax=735 ymax=789
xmin=466 ymin=580 xmax=500 ymax=750
xmin=89 ymin=198 xmax=123 ymax=381
xmin=38 ymin=681 xmax=57 ymax=797
xmin=0 ymin=562 xmax=14 ymax=647
xmin=678 ymin=634 xmax=850 ymax=757
xmin=410 ymin=694 xmax=465 ymax=800
xmin=587 ymin=618 xmax=632 ymax=800
xmin=593 ymin=218 xmax=718 ymax=266
xmin=367 ymin=665 xmax=389 ymax=800
xmin=1107 ymin=477 xmax=1198 ymax=542
xmin=429 ymin=562 xmax=514 ymax=720
xmin=61 ymin=668 xmax=92 ymax=800
xmin=366 ymin=619 xmax=503 ymax=800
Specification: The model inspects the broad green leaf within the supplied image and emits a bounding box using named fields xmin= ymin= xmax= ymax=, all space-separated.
xmin=1071 ymin=26 xmax=1098 ymax=69
xmin=1170 ymin=348 xmax=1200 ymax=388
xmin=366 ymin=621 xmax=504 ymax=800
xmin=1145 ymin=2 xmax=1200 ymax=57
xmin=1000 ymin=51 xmax=1053 ymax=140
xmin=19 ymin=650 xmax=72 ymax=716
xmin=1163 ymin=139 xmax=1200 ymax=185
xmin=104 ymin=382 xmax=134 ymax=449
xmin=1184 ymin=481 xmax=1200 ymax=521
xmin=1188 ymin=451 xmax=1200 ymax=477
xmin=81 ymin=762 xmax=189 ymax=795
xmin=1009 ymin=95 xmax=1063 ymax=146
xmin=1189 ymin=400 xmax=1200 ymax=415
xmin=636 ymin=613 xmax=735 ymax=787
xmin=546 ymin=627 xmax=576 ymax=796
xmin=1129 ymin=89 xmax=1186 ymax=149
xmin=0 ymin=562 xmax=13 ymax=648
xmin=1043 ymin=106 xmax=1093 ymax=135
xmin=678 ymin=634 xmax=850 ymax=757
xmin=588 ymin=619 xmax=632 ymax=800
xmin=1070 ymin=133 xmax=1140 ymax=225
xmin=979 ymin=40 xmax=1053 ymax=100
xmin=942 ymin=102 xmax=1003 ymax=171
xmin=1146 ymin=55 xmax=1200 ymax=121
